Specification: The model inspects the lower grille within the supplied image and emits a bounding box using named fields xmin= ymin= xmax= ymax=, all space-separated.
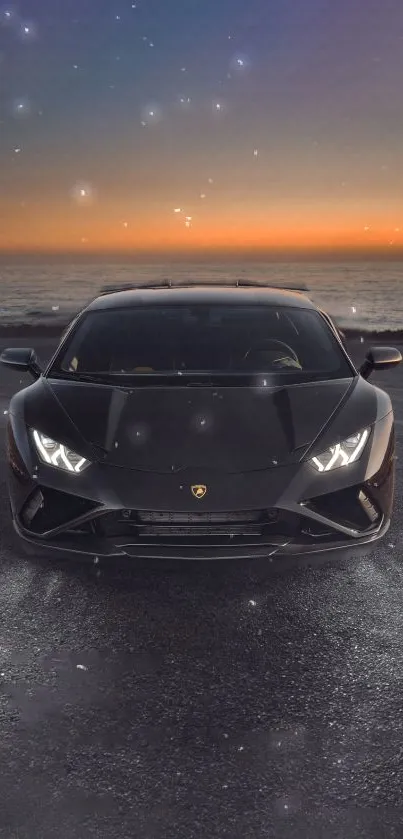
xmin=137 ymin=509 xmax=263 ymax=525
xmin=110 ymin=508 xmax=266 ymax=539
xmin=100 ymin=508 xmax=299 ymax=544
xmin=140 ymin=524 xmax=263 ymax=537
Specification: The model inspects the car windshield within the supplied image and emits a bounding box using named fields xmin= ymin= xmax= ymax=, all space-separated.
xmin=50 ymin=303 xmax=353 ymax=383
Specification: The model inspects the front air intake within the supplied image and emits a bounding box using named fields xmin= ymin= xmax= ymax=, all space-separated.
xmin=305 ymin=485 xmax=381 ymax=531
xmin=21 ymin=487 xmax=98 ymax=534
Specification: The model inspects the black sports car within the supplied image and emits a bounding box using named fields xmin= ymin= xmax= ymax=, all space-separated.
xmin=1 ymin=281 xmax=401 ymax=561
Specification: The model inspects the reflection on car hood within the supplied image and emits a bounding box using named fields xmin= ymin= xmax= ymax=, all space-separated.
xmin=38 ymin=378 xmax=356 ymax=473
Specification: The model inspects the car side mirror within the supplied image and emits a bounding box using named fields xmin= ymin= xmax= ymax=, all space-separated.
xmin=0 ymin=347 xmax=42 ymax=380
xmin=360 ymin=346 xmax=402 ymax=379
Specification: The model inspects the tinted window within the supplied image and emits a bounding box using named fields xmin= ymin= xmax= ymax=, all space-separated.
xmin=51 ymin=304 xmax=352 ymax=382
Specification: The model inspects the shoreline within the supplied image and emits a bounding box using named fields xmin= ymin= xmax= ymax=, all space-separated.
xmin=0 ymin=323 xmax=402 ymax=342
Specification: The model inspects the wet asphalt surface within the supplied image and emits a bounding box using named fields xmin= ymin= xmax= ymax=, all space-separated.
xmin=1 ymin=338 xmax=403 ymax=839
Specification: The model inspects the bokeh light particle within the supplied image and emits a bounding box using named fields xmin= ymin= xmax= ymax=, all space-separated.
xmin=71 ymin=182 xmax=95 ymax=205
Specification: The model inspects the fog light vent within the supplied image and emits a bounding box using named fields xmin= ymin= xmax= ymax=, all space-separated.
xmin=358 ymin=490 xmax=379 ymax=523
xmin=22 ymin=489 xmax=44 ymax=526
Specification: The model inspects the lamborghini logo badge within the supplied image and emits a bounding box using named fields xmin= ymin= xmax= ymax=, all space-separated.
xmin=191 ymin=484 xmax=207 ymax=499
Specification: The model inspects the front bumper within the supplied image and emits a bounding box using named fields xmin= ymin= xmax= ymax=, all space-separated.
xmin=12 ymin=501 xmax=390 ymax=561
xmin=8 ymin=411 xmax=395 ymax=561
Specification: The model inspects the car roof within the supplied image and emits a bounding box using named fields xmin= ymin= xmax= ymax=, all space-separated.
xmin=87 ymin=283 xmax=317 ymax=312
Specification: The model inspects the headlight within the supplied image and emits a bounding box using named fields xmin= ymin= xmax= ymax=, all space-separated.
xmin=32 ymin=429 xmax=90 ymax=473
xmin=310 ymin=428 xmax=370 ymax=472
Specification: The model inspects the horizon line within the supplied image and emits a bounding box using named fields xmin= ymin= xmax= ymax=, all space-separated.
xmin=1 ymin=247 xmax=403 ymax=263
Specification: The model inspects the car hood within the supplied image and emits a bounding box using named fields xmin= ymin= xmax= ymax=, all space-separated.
xmin=25 ymin=377 xmax=360 ymax=474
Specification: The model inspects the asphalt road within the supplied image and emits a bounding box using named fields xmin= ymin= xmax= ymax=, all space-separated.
xmin=1 ymin=336 xmax=403 ymax=839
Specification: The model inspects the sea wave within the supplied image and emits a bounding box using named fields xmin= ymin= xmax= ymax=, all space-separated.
xmin=0 ymin=260 xmax=402 ymax=331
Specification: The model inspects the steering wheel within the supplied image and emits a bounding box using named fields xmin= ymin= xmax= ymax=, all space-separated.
xmin=242 ymin=339 xmax=300 ymax=366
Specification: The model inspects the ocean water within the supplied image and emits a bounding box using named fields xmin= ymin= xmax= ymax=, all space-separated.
xmin=0 ymin=261 xmax=402 ymax=331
